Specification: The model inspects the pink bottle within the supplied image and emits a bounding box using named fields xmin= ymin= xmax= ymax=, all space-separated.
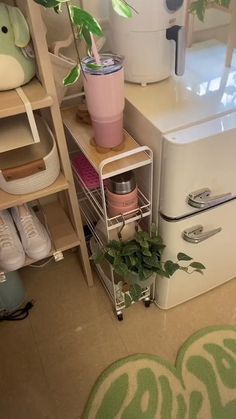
xmin=82 ymin=54 xmax=124 ymax=149
xmin=107 ymin=171 xmax=138 ymax=218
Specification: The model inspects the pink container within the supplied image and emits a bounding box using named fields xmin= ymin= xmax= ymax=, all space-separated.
xmin=71 ymin=153 xmax=108 ymax=190
xmin=82 ymin=55 xmax=124 ymax=148
xmin=107 ymin=186 xmax=139 ymax=217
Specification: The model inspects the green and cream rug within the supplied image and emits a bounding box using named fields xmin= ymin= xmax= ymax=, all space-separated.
xmin=82 ymin=325 xmax=236 ymax=419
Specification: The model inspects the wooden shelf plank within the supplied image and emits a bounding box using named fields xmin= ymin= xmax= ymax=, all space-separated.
xmin=0 ymin=78 xmax=53 ymax=119
xmin=43 ymin=201 xmax=80 ymax=251
xmin=0 ymin=173 xmax=69 ymax=211
xmin=62 ymin=107 xmax=151 ymax=178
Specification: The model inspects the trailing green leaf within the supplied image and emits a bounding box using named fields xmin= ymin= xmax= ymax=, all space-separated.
xmin=164 ymin=260 xmax=179 ymax=277
xmin=70 ymin=6 xmax=103 ymax=37
xmin=86 ymin=63 xmax=103 ymax=70
xmin=190 ymin=262 xmax=206 ymax=270
xmin=112 ymin=0 xmax=133 ymax=18
xmin=63 ymin=65 xmax=80 ymax=86
xmin=177 ymin=252 xmax=193 ymax=261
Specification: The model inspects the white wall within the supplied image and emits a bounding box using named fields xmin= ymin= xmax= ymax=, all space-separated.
xmin=80 ymin=0 xmax=109 ymax=20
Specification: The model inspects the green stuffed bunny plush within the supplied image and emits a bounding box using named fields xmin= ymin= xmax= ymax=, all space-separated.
xmin=0 ymin=3 xmax=36 ymax=91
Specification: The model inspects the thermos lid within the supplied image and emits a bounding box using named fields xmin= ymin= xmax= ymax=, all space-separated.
xmin=108 ymin=171 xmax=136 ymax=195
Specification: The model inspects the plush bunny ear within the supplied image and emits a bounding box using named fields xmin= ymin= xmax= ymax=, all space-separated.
xmin=7 ymin=5 xmax=30 ymax=48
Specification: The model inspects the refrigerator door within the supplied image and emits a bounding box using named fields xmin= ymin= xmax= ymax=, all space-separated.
xmin=156 ymin=199 xmax=236 ymax=309
xmin=160 ymin=112 xmax=236 ymax=219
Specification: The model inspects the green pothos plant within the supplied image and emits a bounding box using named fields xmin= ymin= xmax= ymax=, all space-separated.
xmin=34 ymin=0 xmax=133 ymax=85
xmin=190 ymin=0 xmax=230 ymax=22
xmin=92 ymin=225 xmax=205 ymax=307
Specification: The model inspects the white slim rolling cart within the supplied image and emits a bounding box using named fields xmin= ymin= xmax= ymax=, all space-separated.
xmin=63 ymin=107 xmax=154 ymax=320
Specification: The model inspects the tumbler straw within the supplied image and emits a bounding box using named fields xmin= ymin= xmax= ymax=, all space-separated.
xmin=90 ymin=33 xmax=101 ymax=66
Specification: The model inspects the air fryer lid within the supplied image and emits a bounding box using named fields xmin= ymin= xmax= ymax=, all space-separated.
xmin=108 ymin=171 xmax=136 ymax=194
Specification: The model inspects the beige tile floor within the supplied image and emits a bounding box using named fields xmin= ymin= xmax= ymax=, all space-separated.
xmin=0 ymin=252 xmax=236 ymax=419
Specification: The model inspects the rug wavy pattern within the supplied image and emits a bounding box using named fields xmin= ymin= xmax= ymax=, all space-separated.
xmin=82 ymin=325 xmax=236 ymax=419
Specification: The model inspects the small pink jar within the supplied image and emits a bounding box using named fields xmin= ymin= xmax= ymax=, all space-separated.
xmin=107 ymin=172 xmax=138 ymax=217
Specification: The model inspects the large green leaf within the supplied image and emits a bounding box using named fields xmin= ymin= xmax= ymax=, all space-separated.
xmin=121 ymin=242 xmax=140 ymax=256
xmin=128 ymin=255 xmax=140 ymax=267
xmin=63 ymin=65 xmax=80 ymax=86
xmin=143 ymin=255 xmax=161 ymax=268
xmin=164 ymin=260 xmax=179 ymax=277
xmin=112 ymin=0 xmax=133 ymax=18
xmin=142 ymin=248 xmax=152 ymax=257
xmin=70 ymin=6 xmax=103 ymax=37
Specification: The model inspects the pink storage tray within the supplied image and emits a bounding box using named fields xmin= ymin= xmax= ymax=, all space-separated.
xmin=71 ymin=153 xmax=108 ymax=190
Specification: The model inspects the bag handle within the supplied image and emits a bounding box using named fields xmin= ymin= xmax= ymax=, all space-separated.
xmin=2 ymin=159 xmax=46 ymax=181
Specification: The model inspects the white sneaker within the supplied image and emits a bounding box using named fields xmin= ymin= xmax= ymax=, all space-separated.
xmin=0 ymin=210 xmax=25 ymax=271
xmin=11 ymin=204 xmax=51 ymax=260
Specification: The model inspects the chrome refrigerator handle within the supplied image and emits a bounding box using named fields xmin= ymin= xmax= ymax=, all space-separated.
xmin=188 ymin=188 xmax=232 ymax=209
xmin=182 ymin=225 xmax=222 ymax=244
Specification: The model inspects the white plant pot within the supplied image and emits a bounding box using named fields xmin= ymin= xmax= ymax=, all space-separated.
xmin=126 ymin=272 xmax=156 ymax=289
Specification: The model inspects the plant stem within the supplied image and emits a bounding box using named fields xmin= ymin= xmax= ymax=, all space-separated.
xmin=65 ymin=1 xmax=85 ymax=77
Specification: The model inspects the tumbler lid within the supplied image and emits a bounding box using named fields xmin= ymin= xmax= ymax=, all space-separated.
xmin=82 ymin=53 xmax=124 ymax=75
xmin=108 ymin=171 xmax=136 ymax=194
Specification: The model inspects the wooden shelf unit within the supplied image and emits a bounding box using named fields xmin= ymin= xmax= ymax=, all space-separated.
xmin=0 ymin=173 xmax=69 ymax=211
xmin=23 ymin=201 xmax=80 ymax=268
xmin=0 ymin=78 xmax=52 ymax=119
xmin=62 ymin=107 xmax=151 ymax=178
xmin=0 ymin=0 xmax=93 ymax=286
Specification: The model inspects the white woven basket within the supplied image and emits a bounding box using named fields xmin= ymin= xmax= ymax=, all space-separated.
xmin=0 ymin=115 xmax=60 ymax=195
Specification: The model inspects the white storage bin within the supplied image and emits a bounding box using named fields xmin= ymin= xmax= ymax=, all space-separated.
xmin=0 ymin=115 xmax=60 ymax=195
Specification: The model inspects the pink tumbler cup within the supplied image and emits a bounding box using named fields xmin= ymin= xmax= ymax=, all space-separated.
xmin=82 ymin=54 xmax=124 ymax=148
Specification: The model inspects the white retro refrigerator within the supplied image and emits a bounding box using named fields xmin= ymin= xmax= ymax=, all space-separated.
xmin=124 ymin=41 xmax=236 ymax=309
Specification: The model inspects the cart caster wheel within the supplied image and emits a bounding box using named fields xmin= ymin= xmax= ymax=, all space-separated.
xmin=117 ymin=313 xmax=123 ymax=321
xmin=144 ymin=300 xmax=151 ymax=308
